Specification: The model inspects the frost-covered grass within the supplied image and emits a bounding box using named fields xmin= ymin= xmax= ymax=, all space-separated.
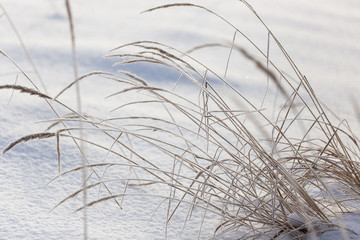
xmin=1 ymin=1 xmax=360 ymax=239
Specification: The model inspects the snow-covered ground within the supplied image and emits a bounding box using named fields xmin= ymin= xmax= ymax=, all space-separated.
xmin=1 ymin=0 xmax=360 ymax=239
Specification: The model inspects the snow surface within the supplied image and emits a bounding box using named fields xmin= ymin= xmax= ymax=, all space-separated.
xmin=1 ymin=0 xmax=360 ymax=239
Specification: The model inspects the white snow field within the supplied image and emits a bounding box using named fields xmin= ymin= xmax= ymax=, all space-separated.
xmin=1 ymin=0 xmax=360 ymax=239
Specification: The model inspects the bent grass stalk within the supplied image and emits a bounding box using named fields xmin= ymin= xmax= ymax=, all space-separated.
xmin=65 ymin=0 xmax=88 ymax=238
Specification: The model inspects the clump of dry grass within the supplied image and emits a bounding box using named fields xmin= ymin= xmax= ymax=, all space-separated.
xmin=2 ymin=1 xmax=360 ymax=239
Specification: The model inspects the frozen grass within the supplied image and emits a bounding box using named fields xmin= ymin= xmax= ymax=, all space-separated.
xmin=2 ymin=1 xmax=360 ymax=239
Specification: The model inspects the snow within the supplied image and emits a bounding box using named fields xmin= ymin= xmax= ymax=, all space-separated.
xmin=1 ymin=0 xmax=360 ymax=239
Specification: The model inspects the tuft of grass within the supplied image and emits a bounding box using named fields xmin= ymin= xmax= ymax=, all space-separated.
xmin=2 ymin=1 xmax=360 ymax=239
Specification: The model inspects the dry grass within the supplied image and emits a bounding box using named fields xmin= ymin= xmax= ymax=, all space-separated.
xmin=2 ymin=1 xmax=360 ymax=239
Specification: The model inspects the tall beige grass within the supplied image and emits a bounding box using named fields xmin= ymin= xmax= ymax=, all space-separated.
xmin=2 ymin=1 xmax=360 ymax=239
